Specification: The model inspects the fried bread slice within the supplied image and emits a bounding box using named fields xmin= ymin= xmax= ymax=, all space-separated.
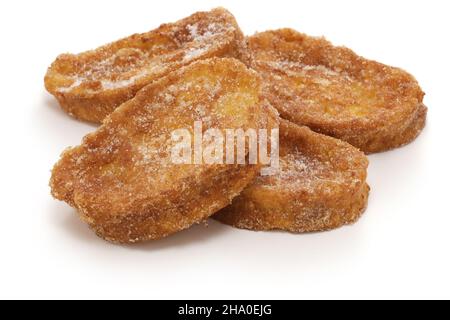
xmin=214 ymin=120 xmax=370 ymax=233
xmin=45 ymin=8 xmax=246 ymax=123
xmin=246 ymin=29 xmax=427 ymax=153
xmin=50 ymin=58 xmax=273 ymax=243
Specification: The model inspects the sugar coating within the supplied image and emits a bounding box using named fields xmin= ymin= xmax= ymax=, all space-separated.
xmin=56 ymin=15 xmax=234 ymax=92
xmin=246 ymin=29 xmax=427 ymax=154
xmin=44 ymin=8 xmax=246 ymax=123
xmin=214 ymin=120 xmax=370 ymax=233
xmin=50 ymin=58 xmax=272 ymax=243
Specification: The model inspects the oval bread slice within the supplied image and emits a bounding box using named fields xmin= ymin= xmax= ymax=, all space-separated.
xmin=45 ymin=8 xmax=246 ymax=123
xmin=50 ymin=58 xmax=274 ymax=243
xmin=214 ymin=120 xmax=370 ymax=233
xmin=246 ymin=29 xmax=427 ymax=154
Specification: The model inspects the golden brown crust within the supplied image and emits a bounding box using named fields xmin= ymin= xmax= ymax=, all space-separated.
xmin=44 ymin=8 xmax=246 ymax=123
xmin=50 ymin=58 xmax=273 ymax=243
xmin=214 ymin=119 xmax=370 ymax=233
xmin=246 ymin=29 xmax=428 ymax=154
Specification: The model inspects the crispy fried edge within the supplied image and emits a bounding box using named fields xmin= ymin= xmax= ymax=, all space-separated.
xmin=44 ymin=8 xmax=246 ymax=124
xmin=50 ymin=58 xmax=272 ymax=243
xmin=246 ymin=29 xmax=428 ymax=154
xmin=214 ymin=120 xmax=370 ymax=233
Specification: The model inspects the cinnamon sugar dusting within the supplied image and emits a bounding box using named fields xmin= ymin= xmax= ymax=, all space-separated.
xmin=50 ymin=58 xmax=269 ymax=243
xmin=44 ymin=8 xmax=245 ymax=123
xmin=247 ymin=29 xmax=426 ymax=153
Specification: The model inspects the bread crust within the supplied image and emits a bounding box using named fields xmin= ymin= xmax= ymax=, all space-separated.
xmin=246 ymin=29 xmax=427 ymax=154
xmin=45 ymin=8 xmax=246 ymax=123
xmin=214 ymin=120 xmax=370 ymax=233
xmin=50 ymin=58 xmax=273 ymax=243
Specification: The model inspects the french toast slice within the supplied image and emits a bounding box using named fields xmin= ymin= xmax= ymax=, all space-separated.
xmin=214 ymin=120 xmax=370 ymax=233
xmin=45 ymin=8 xmax=245 ymax=123
xmin=246 ymin=29 xmax=427 ymax=153
xmin=50 ymin=58 xmax=273 ymax=243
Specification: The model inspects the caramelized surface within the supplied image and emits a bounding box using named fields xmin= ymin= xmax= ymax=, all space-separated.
xmin=247 ymin=29 xmax=427 ymax=153
xmin=45 ymin=8 xmax=246 ymax=123
xmin=50 ymin=58 xmax=273 ymax=243
xmin=214 ymin=120 xmax=370 ymax=233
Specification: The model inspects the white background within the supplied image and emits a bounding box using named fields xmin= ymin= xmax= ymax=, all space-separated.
xmin=0 ymin=0 xmax=449 ymax=300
